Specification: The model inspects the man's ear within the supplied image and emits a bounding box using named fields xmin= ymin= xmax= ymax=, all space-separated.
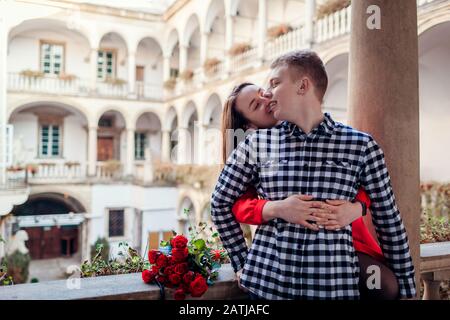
xmin=297 ymin=78 xmax=309 ymax=95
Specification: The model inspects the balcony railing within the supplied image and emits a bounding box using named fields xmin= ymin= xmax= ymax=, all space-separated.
xmin=96 ymin=161 xmax=124 ymax=181
xmin=7 ymin=73 xmax=163 ymax=101
xmin=29 ymin=162 xmax=86 ymax=182
xmin=229 ymin=47 xmax=258 ymax=74
xmin=315 ymin=6 xmax=351 ymax=43
xmin=266 ymin=26 xmax=305 ymax=63
xmin=8 ymin=73 xmax=91 ymax=96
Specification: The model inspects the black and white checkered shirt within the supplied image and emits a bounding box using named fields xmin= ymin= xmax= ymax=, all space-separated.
xmin=211 ymin=113 xmax=416 ymax=299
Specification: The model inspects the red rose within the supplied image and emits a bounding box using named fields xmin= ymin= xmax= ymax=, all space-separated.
xmin=151 ymin=265 xmax=160 ymax=274
xmin=212 ymin=250 xmax=222 ymax=261
xmin=171 ymin=235 xmax=188 ymax=248
xmin=167 ymin=255 xmax=174 ymax=265
xmin=181 ymin=283 xmax=191 ymax=294
xmin=183 ymin=271 xmax=195 ymax=285
xmin=142 ymin=269 xmax=155 ymax=284
xmin=156 ymin=254 xmax=169 ymax=268
xmin=172 ymin=247 xmax=189 ymax=262
xmin=174 ymin=262 xmax=189 ymax=275
xmin=148 ymin=250 xmax=160 ymax=264
xmin=169 ymin=273 xmax=181 ymax=285
xmin=190 ymin=275 xmax=208 ymax=297
xmin=163 ymin=266 xmax=174 ymax=276
xmin=156 ymin=274 xmax=167 ymax=284
xmin=174 ymin=288 xmax=186 ymax=300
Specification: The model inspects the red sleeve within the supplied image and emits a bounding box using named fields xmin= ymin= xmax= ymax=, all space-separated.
xmin=355 ymin=187 xmax=371 ymax=209
xmin=232 ymin=186 xmax=268 ymax=225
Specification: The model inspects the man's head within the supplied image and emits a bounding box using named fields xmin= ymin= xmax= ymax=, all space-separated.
xmin=265 ymin=50 xmax=328 ymax=121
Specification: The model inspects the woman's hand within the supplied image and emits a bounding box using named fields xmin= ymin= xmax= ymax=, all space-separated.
xmin=262 ymin=194 xmax=330 ymax=231
xmin=235 ymin=269 xmax=248 ymax=292
xmin=313 ymin=199 xmax=363 ymax=230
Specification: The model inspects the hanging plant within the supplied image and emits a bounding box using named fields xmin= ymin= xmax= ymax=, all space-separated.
xmin=19 ymin=69 xmax=44 ymax=79
xmin=267 ymin=23 xmax=293 ymax=39
xmin=163 ymin=78 xmax=177 ymax=90
xmin=58 ymin=73 xmax=78 ymax=82
xmin=104 ymin=77 xmax=127 ymax=86
xmin=203 ymin=58 xmax=221 ymax=75
xmin=316 ymin=0 xmax=351 ymax=20
xmin=228 ymin=42 xmax=252 ymax=56
xmin=179 ymin=69 xmax=194 ymax=81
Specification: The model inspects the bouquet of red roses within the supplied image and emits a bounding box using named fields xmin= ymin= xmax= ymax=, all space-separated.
xmin=141 ymin=233 xmax=228 ymax=300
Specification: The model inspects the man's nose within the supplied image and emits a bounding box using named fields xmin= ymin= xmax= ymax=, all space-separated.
xmin=262 ymin=90 xmax=273 ymax=99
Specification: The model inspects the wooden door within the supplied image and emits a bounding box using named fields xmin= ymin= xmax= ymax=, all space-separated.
xmin=97 ymin=137 xmax=114 ymax=161
xmin=136 ymin=66 xmax=144 ymax=82
xmin=23 ymin=227 xmax=43 ymax=259
xmin=23 ymin=226 xmax=61 ymax=259
xmin=136 ymin=66 xmax=145 ymax=97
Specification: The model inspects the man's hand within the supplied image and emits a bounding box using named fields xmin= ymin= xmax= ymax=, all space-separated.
xmin=235 ymin=269 xmax=248 ymax=292
xmin=263 ymin=194 xmax=330 ymax=231
xmin=314 ymin=199 xmax=363 ymax=230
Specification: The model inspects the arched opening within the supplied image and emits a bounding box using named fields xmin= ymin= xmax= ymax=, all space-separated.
xmin=181 ymin=102 xmax=198 ymax=164
xmin=203 ymin=94 xmax=222 ymax=165
xmin=323 ymin=53 xmax=349 ymax=123
xmin=10 ymin=192 xmax=86 ymax=260
xmin=135 ymin=37 xmax=163 ymax=98
xmin=135 ymin=112 xmax=162 ymax=161
xmin=184 ymin=15 xmax=201 ymax=72
xmin=97 ymin=110 xmax=126 ymax=164
xmin=418 ymin=21 xmax=450 ymax=182
xmin=205 ymin=0 xmax=226 ymax=64
xmin=233 ymin=0 xmax=259 ymax=48
xmin=8 ymin=102 xmax=88 ymax=177
xmin=167 ymin=29 xmax=180 ymax=80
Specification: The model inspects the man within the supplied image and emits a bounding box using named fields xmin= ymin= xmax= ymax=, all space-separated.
xmin=210 ymin=50 xmax=416 ymax=299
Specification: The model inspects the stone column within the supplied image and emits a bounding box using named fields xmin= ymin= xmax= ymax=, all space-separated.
xmin=197 ymin=123 xmax=207 ymax=165
xmin=87 ymin=126 xmax=98 ymax=176
xmin=125 ymin=127 xmax=135 ymax=176
xmin=177 ymin=126 xmax=189 ymax=164
xmin=89 ymin=48 xmax=98 ymax=91
xmin=304 ymin=0 xmax=316 ymax=48
xmin=161 ymin=129 xmax=171 ymax=162
xmin=200 ymin=32 xmax=209 ymax=67
xmin=257 ymin=0 xmax=267 ymax=62
xmin=347 ymin=0 xmax=420 ymax=298
xmin=127 ymin=51 xmax=136 ymax=95
xmin=0 ymin=9 xmax=7 ymax=185
xmin=225 ymin=13 xmax=234 ymax=73
xmin=163 ymin=55 xmax=171 ymax=82
xmin=179 ymin=44 xmax=188 ymax=73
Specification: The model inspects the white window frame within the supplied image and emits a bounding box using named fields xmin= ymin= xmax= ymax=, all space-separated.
xmin=40 ymin=40 xmax=65 ymax=76
xmin=97 ymin=49 xmax=116 ymax=80
xmin=39 ymin=123 xmax=62 ymax=158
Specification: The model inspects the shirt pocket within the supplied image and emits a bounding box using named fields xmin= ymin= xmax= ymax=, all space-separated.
xmin=257 ymin=158 xmax=292 ymax=199
xmin=310 ymin=160 xmax=358 ymax=197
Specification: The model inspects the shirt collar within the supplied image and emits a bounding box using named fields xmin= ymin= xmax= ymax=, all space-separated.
xmin=281 ymin=112 xmax=335 ymax=138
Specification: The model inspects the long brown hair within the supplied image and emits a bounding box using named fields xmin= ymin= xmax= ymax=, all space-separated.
xmin=221 ymin=82 xmax=254 ymax=164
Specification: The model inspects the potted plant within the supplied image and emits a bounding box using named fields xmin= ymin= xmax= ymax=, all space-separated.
xmin=58 ymin=73 xmax=78 ymax=82
xmin=19 ymin=69 xmax=44 ymax=79
xmin=103 ymin=159 xmax=122 ymax=176
xmin=267 ymin=23 xmax=293 ymax=39
xmin=203 ymin=58 xmax=221 ymax=75
xmin=179 ymin=69 xmax=194 ymax=81
xmin=316 ymin=0 xmax=351 ymax=20
xmin=163 ymin=78 xmax=177 ymax=90
xmin=228 ymin=42 xmax=252 ymax=56
xmin=104 ymin=77 xmax=127 ymax=86
xmin=25 ymin=163 xmax=38 ymax=176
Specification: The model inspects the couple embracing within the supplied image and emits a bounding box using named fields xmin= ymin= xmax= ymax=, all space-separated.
xmin=210 ymin=50 xmax=416 ymax=300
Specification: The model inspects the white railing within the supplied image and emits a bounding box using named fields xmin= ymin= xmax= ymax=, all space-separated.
xmin=95 ymin=81 xmax=129 ymax=98
xmin=29 ymin=162 xmax=86 ymax=181
xmin=96 ymin=161 xmax=123 ymax=180
xmin=8 ymin=73 xmax=91 ymax=96
xmin=229 ymin=47 xmax=259 ymax=74
xmin=204 ymin=60 xmax=226 ymax=81
xmin=265 ymin=26 xmax=305 ymax=63
xmin=135 ymin=81 xmax=163 ymax=100
xmin=315 ymin=6 xmax=351 ymax=43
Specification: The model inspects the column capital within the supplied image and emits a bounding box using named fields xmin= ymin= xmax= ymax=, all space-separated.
xmin=88 ymin=125 xmax=98 ymax=131
xmin=126 ymin=126 xmax=136 ymax=132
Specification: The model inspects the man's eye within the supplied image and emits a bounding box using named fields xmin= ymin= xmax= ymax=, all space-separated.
xmin=254 ymin=103 xmax=260 ymax=111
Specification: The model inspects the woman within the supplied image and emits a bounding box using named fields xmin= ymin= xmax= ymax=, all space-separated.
xmin=221 ymin=82 xmax=399 ymax=300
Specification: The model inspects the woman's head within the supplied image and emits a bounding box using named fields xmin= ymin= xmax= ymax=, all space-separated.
xmin=221 ymin=83 xmax=277 ymax=163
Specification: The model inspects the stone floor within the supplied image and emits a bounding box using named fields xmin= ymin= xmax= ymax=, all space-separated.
xmin=28 ymin=256 xmax=81 ymax=282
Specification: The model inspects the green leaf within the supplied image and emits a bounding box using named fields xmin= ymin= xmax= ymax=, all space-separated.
xmin=192 ymin=239 xmax=206 ymax=251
